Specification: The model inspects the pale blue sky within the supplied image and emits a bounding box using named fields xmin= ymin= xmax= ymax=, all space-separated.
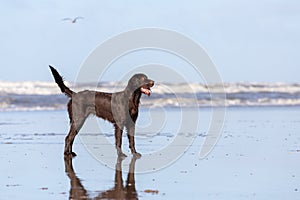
xmin=0 ymin=0 xmax=299 ymax=83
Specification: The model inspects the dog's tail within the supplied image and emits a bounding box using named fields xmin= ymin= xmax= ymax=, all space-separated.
xmin=49 ymin=65 xmax=74 ymax=98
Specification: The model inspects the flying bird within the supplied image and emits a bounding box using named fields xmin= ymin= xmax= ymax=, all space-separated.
xmin=62 ymin=17 xmax=84 ymax=23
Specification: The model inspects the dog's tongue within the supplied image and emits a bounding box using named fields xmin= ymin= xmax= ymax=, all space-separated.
xmin=141 ymin=87 xmax=151 ymax=96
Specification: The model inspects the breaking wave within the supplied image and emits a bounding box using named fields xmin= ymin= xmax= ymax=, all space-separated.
xmin=0 ymin=81 xmax=300 ymax=111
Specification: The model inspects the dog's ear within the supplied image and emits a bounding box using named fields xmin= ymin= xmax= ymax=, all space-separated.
xmin=127 ymin=76 xmax=140 ymax=91
xmin=127 ymin=74 xmax=139 ymax=86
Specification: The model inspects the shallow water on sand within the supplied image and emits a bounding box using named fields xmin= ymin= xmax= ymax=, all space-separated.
xmin=1 ymin=107 xmax=300 ymax=199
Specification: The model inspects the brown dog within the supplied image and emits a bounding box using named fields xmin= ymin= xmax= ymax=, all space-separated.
xmin=49 ymin=66 xmax=154 ymax=157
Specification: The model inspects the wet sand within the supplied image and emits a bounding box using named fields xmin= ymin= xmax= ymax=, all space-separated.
xmin=1 ymin=107 xmax=300 ymax=199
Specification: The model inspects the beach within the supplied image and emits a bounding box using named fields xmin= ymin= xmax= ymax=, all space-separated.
xmin=1 ymin=107 xmax=300 ymax=199
xmin=2 ymin=0 xmax=300 ymax=199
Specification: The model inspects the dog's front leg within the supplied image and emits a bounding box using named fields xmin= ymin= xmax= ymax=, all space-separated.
xmin=127 ymin=124 xmax=141 ymax=158
xmin=114 ymin=124 xmax=127 ymax=158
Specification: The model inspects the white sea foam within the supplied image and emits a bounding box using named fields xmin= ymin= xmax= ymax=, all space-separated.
xmin=0 ymin=81 xmax=299 ymax=111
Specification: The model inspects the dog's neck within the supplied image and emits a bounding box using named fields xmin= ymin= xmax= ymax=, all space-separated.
xmin=124 ymin=88 xmax=142 ymax=108
xmin=132 ymin=90 xmax=142 ymax=107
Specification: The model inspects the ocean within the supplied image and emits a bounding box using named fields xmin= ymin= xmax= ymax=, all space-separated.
xmin=1 ymin=81 xmax=300 ymax=111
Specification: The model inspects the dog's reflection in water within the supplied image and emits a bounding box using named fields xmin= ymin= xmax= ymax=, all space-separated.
xmin=64 ymin=156 xmax=138 ymax=199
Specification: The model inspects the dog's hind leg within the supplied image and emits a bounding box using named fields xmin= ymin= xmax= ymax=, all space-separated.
xmin=64 ymin=117 xmax=86 ymax=157
xmin=64 ymin=100 xmax=87 ymax=157
xmin=64 ymin=124 xmax=75 ymax=156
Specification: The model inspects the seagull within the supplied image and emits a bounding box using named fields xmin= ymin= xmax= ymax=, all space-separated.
xmin=62 ymin=17 xmax=84 ymax=23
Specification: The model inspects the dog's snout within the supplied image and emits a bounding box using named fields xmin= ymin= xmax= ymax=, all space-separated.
xmin=149 ymin=80 xmax=154 ymax=86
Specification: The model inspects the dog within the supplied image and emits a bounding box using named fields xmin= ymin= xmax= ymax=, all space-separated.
xmin=49 ymin=66 xmax=154 ymax=158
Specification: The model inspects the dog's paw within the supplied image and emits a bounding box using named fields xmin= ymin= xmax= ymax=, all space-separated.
xmin=71 ymin=152 xmax=77 ymax=157
xmin=119 ymin=153 xmax=127 ymax=159
xmin=64 ymin=151 xmax=77 ymax=158
xmin=117 ymin=154 xmax=127 ymax=161
xmin=118 ymin=152 xmax=127 ymax=158
xmin=133 ymin=152 xmax=142 ymax=159
xmin=117 ymin=151 xmax=127 ymax=159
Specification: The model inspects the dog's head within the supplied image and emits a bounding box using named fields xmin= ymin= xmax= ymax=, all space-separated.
xmin=127 ymin=74 xmax=154 ymax=96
